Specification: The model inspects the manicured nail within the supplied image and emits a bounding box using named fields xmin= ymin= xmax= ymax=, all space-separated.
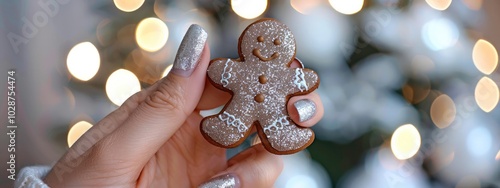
xmin=172 ymin=24 xmax=207 ymax=77
xmin=198 ymin=174 xmax=240 ymax=188
xmin=294 ymin=99 xmax=316 ymax=122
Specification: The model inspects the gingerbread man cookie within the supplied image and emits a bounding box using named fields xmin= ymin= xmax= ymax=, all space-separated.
xmin=201 ymin=18 xmax=320 ymax=154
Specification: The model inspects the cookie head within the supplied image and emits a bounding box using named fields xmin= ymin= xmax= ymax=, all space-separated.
xmin=239 ymin=19 xmax=296 ymax=65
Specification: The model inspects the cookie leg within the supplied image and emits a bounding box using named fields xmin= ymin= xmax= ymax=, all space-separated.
xmin=257 ymin=113 xmax=314 ymax=154
xmin=201 ymin=107 xmax=254 ymax=148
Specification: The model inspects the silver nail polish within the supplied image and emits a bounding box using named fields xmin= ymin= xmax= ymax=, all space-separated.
xmin=294 ymin=99 xmax=316 ymax=122
xmin=172 ymin=24 xmax=208 ymax=77
xmin=199 ymin=174 xmax=240 ymax=188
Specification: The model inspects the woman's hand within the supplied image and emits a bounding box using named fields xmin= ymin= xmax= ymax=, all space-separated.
xmin=44 ymin=24 xmax=324 ymax=188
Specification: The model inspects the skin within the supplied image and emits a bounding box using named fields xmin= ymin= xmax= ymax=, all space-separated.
xmin=44 ymin=44 xmax=324 ymax=187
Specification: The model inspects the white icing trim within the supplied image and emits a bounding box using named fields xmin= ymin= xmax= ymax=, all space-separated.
xmin=219 ymin=111 xmax=248 ymax=133
xmin=293 ymin=68 xmax=308 ymax=92
xmin=263 ymin=116 xmax=290 ymax=134
xmin=220 ymin=59 xmax=233 ymax=87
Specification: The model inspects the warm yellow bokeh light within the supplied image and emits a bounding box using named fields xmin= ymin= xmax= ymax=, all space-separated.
xmin=391 ymin=124 xmax=421 ymax=160
xmin=67 ymin=42 xmax=100 ymax=81
xmin=290 ymin=0 xmax=321 ymax=14
xmin=67 ymin=121 xmax=93 ymax=147
xmin=496 ymin=150 xmax=500 ymax=160
xmin=136 ymin=17 xmax=169 ymax=52
xmin=475 ymin=76 xmax=499 ymax=112
xmin=106 ymin=69 xmax=141 ymax=106
xmin=430 ymin=94 xmax=456 ymax=129
xmin=328 ymin=0 xmax=364 ymax=15
xmin=162 ymin=64 xmax=173 ymax=77
xmin=231 ymin=0 xmax=268 ymax=19
xmin=473 ymin=39 xmax=498 ymax=75
xmin=425 ymin=0 xmax=452 ymax=11
xmin=402 ymin=78 xmax=431 ymax=104
xmin=113 ymin=0 xmax=145 ymax=12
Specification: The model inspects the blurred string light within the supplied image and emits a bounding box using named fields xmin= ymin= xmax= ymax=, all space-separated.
xmin=425 ymin=0 xmax=452 ymax=11
xmin=231 ymin=0 xmax=268 ymax=19
xmin=67 ymin=42 xmax=100 ymax=81
xmin=474 ymin=76 xmax=499 ymax=112
xmin=328 ymin=0 xmax=364 ymax=15
xmin=290 ymin=0 xmax=321 ymax=14
xmin=136 ymin=17 xmax=169 ymax=52
xmin=472 ymin=39 xmax=498 ymax=75
xmin=113 ymin=0 xmax=145 ymax=12
xmin=391 ymin=124 xmax=421 ymax=160
xmin=67 ymin=121 xmax=93 ymax=147
xmin=402 ymin=77 xmax=431 ymax=104
xmin=430 ymin=94 xmax=456 ymax=129
xmin=162 ymin=64 xmax=173 ymax=77
xmin=106 ymin=69 xmax=141 ymax=106
xmin=456 ymin=176 xmax=480 ymax=188
xmin=421 ymin=18 xmax=459 ymax=51
xmin=463 ymin=0 xmax=482 ymax=10
xmin=466 ymin=126 xmax=492 ymax=157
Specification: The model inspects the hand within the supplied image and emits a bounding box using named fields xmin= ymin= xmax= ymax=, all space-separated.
xmin=44 ymin=24 xmax=324 ymax=188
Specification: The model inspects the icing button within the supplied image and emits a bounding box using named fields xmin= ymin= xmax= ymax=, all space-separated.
xmin=274 ymin=39 xmax=281 ymax=45
xmin=259 ymin=75 xmax=267 ymax=84
xmin=257 ymin=36 xmax=264 ymax=42
xmin=254 ymin=94 xmax=265 ymax=103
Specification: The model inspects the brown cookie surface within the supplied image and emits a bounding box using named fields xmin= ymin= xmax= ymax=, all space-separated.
xmin=201 ymin=18 xmax=320 ymax=155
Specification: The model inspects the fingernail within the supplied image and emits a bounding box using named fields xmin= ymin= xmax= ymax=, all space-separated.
xmin=198 ymin=174 xmax=240 ymax=188
xmin=294 ymin=99 xmax=316 ymax=122
xmin=172 ymin=24 xmax=207 ymax=77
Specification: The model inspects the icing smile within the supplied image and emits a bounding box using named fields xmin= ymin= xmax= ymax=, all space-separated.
xmin=253 ymin=49 xmax=279 ymax=61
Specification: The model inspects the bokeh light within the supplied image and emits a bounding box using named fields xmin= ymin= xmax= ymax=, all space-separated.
xmin=466 ymin=126 xmax=492 ymax=157
xmin=421 ymin=18 xmax=459 ymax=51
xmin=106 ymin=69 xmax=141 ymax=106
xmin=430 ymin=94 xmax=456 ymax=129
xmin=136 ymin=17 xmax=169 ymax=52
xmin=113 ymin=0 xmax=144 ymax=12
xmin=290 ymin=0 xmax=321 ymax=14
xmin=402 ymin=77 xmax=431 ymax=104
xmin=495 ymin=150 xmax=500 ymax=160
xmin=285 ymin=175 xmax=318 ymax=188
xmin=472 ymin=39 xmax=498 ymax=75
xmin=328 ymin=0 xmax=364 ymax=15
xmin=474 ymin=76 xmax=499 ymax=112
xmin=67 ymin=42 xmax=100 ymax=81
xmin=391 ymin=124 xmax=421 ymax=160
xmin=67 ymin=121 xmax=93 ymax=147
xmin=425 ymin=0 xmax=452 ymax=11
xmin=231 ymin=0 xmax=268 ymax=19
xmin=162 ymin=64 xmax=173 ymax=77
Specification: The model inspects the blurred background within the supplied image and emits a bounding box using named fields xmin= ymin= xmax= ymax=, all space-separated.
xmin=1 ymin=0 xmax=500 ymax=187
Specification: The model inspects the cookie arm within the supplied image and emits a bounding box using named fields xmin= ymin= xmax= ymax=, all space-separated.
xmin=288 ymin=67 xmax=319 ymax=94
xmin=207 ymin=58 xmax=238 ymax=89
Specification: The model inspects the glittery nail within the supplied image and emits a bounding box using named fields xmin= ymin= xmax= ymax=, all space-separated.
xmin=294 ymin=99 xmax=316 ymax=122
xmin=171 ymin=24 xmax=207 ymax=77
xmin=198 ymin=174 xmax=240 ymax=188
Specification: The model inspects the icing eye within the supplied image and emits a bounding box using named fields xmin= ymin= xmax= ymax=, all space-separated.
xmin=274 ymin=39 xmax=281 ymax=45
xmin=257 ymin=36 xmax=264 ymax=42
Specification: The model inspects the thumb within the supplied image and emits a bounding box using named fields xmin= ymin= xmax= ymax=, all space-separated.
xmin=97 ymin=24 xmax=209 ymax=163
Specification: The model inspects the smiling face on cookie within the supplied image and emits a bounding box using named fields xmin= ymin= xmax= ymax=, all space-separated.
xmin=239 ymin=20 xmax=296 ymax=65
